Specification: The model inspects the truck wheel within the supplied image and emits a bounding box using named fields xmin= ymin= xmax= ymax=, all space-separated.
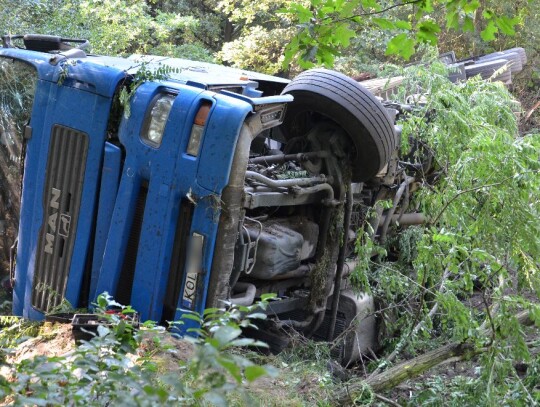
xmin=281 ymin=69 xmax=396 ymax=182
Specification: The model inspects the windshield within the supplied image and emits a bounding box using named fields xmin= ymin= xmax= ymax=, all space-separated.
xmin=0 ymin=57 xmax=37 ymax=276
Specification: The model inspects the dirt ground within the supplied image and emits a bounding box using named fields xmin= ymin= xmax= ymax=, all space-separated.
xmin=6 ymin=322 xmax=75 ymax=364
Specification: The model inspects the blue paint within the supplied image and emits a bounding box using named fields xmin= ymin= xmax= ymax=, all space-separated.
xmin=89 ymin=142 xmax=122 ymax=301
xmin=9 ymin=50 xmax=127 ymax=318
xmin=7 ymin=48 xmax=291 ymax=329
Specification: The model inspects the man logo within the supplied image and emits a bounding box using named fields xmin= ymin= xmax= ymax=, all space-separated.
xmin=59 ymin=214 xmax=71 ymax=238
xmin=44 ymin=188 xmax=62 ymax=255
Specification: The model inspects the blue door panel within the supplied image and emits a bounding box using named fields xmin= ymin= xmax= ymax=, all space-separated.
xmin=89 ymin=142 xmax=122 ymax=301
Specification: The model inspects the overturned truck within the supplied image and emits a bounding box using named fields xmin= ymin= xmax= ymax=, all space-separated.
xmin=0 ymin=35 xmax=418 ymax=364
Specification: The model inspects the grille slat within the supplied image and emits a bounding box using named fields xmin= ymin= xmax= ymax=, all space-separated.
xmin=32 ymin=125 xmax=89 ymax=312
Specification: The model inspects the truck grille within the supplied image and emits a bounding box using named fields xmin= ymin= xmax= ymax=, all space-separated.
xmin=32 ymin=125 xmax=89 ymax=312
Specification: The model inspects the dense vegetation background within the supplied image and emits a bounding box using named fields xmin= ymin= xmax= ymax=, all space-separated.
xmin=1 ymin=1 xmax=540 ymax=406
xmin=2 ymin=0 xmax=539 ymax=125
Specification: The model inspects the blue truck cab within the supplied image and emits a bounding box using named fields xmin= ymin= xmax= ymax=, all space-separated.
xmin=0 ymin=35 xmax=397 ymax=363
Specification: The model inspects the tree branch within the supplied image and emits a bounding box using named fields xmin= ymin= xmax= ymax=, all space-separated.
xmin=431 ymin=181 xmax=503 ymax=225
xmin=322 ymin=0 xmax=424 ymax=23
xmin=431 ymin=170 xmax=540 ymax=225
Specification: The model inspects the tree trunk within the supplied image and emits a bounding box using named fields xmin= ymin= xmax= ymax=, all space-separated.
xmin=223 ymin=19 xmax=234 ymax=43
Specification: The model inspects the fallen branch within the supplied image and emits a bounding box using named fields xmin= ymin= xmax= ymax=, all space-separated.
xmin=374 ymin=393 xmax=402 ymax=407
xmin=524 ymin=100 xmax=540 ymax=122
xmin=337 ymin=310 xmax=534 ymax=404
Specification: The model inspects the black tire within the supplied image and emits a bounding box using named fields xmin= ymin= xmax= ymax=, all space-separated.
xmin=478 ymin=52 xmax=522 ymax=73
xmin=281 ymin=69 xmax=396 ymax=182
xmin=503 ymin=47 xmax=527 ymax=65
xmin=465 ymin=59 xmax=509 ymax=80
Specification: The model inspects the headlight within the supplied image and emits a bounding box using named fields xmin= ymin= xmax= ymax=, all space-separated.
xmin=141 ymin=93 xmax=176 ymax=147
xmin=186 ymin=100 xmax=212 ymax=157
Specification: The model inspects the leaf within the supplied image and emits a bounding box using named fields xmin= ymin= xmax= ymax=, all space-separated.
xmin=417 ymin=20 xmax=441 ymax=45
xmin=482 ymin=9 xmax=494 ymax=19
xmin=339 ymin=1 xmax=357 ymax=17
xmin=432 ymin=233 xmax=455 ymax=243
xmin=463 ymin=0 xmax=480 ymax=13
xmin=217 ymin=357 xmax=242 ymax=383
xmin=333 ymin=23 xmax=355 ymax=47
xmin=463 ymin=16 xmax=475 ymax=33
xmin=287 ymin=3 xmax=313 ymax=23
xmin=446 ymin=11 xmax=459 ymax=30
xmin=361 ymin=0 xmax=381 ymax=10
xmin=260 ymin=293 xmax=276 ymax=301
xmin=421 ymin=0 xmax=433 ymax=12
xmin=181 ymin=313 xmax=201 ymax=323
xmin=372 ymin=18 xmax=396 ymax=30
xmin=385 ymin=34 xmax=416 ymax=60
xmin=97 ymin=293 xmax=109 ymax=308
xmin=244 ymin=365 xmax=268 ymax=382
xmin=203 ymin=307 xmax=221 ymax=316
xmin=246 ymin=312 xmax=267 ymax=320
xmin=97 ymin=325 xmax=110 ymax=337
xmin=481 ymin=21 xmax=498 ymax=41
xmin=303 ymin=45 xmax=319 ymax=62
xmin=495 ymin=16 xmax=518 ymax=36
xmin=115 ymin=320 xmax=126 ymax=336
xmin=213 ymin=325 xmax=242 ymax=347
xmin=230 ymin=338 xmax=257 ymax=347
xmin=395 ymin=20 xmax=412 ymax=30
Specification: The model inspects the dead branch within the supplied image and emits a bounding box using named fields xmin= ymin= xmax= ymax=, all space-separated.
xmin=524 ymin=100 xmax=540 ymax=122
xmin=374 ymin=393 xmax=402 ymax=407
xmin=336 ymin=310 xmax=534 ymax=404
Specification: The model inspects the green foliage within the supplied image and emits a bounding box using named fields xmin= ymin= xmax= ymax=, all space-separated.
xmin=118 ymin=61 xmax=181 ymax=117
xmin=219 ymin=26 xmax=294 ymax=74
xmin=281 ymin=0 xmax=525 ymax=67
xmin=350 ymin=62 xmax=540 ymax=402
xmin=0 ymin=0 xmax=215 ymax=57
xmin=386 ymin=33 xmax=416 ymax=60
xmin=0 ymin=294 xmax=278 ymax=406
xmin=399 ymin=67 xmax=540 ymax=312
xmin=176 ymin=293 xmax=278 ymax=405
xmin=405 ymin=351 xmax=540 ymax=406
xmin=216 ymin=0 xmax=297 ymax=74
xmin=149 ymin=43 xmax=215 ymax=63
xmin=0 ymin=316 xmax=40 ymax=356
xmin=0 ymin=0 xmax=537 ymax=82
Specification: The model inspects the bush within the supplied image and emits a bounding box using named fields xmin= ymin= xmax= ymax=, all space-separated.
xmin=0 ymin=293 xmax=277 ymax=406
